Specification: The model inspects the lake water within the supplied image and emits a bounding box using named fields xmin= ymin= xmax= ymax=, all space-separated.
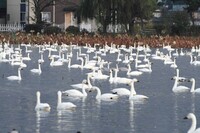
xmin=0 ymin=44 xmax=200 ymax=133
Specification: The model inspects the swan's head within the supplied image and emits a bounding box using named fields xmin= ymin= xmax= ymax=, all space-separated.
xmin=184 ymin=113 xmax=196 ymax=120
xmin=132 ymin=78 xmax=139 ymax=82
xmin=57 ymin=91 xmax=62 ymax=96
xmin=188 ymin=78 xmax=195 ymax=82
xmin=82 ymin=79 xmax=87 ymax=84
xmin=36 ymin=91 xmax=40 ymax=97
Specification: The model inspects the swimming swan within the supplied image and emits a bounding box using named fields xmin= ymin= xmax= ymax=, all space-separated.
xmin=30 ymin=62 xmax=42 ymax=74
xmin=7 ymin=66 xmax=23 ymax=81
xmin=129 ymin=79 xmax=149 ymax=100
xmin=172 ymin=76 xmax=190 ymax=93
xmin=188 ymin=78 xmax=200 ymax=93
xmin=35 ymin=91 xmax=51 ymax=112
xmin=184 ymin=113 xmax=200 ymax=133
xmin=62 ymin=80 xmax=88 ymax=97
xmin=57 ymin=91 xmax=77 ymax=110
xmin=93 ymin=86 xmax=119 ymax=101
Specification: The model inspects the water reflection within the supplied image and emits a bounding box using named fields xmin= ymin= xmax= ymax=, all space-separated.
xmin=36 ymin=111 xmax=50 ymax=133
xmin=57 ymin=110 xmax=75 ymax=132
xmin=129 ymin=100 xmax=135 ymax=132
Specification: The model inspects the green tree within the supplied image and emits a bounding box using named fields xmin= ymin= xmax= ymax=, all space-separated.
xmin=185 ymin=0 xmax=200 ymax=26
xmin=171 ymin=11 xmax=190 ymax=35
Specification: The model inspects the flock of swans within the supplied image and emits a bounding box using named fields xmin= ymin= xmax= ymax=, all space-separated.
xmin=2 ymin=41 xmax=200 ymax=132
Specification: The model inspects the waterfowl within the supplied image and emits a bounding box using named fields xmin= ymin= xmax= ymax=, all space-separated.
xmin=7 ymin=66 xmax=23 ymax=81
xmin=128 ymin=79 xmax=149 ymax=100
xmin=93 ymin=86 xmax=119 ymax=101
xmin=184 ymin=113 xmax=200 ymax=133
xmin=57 ymin=91 xmax=77 ymax=110
xmin=30 ymin=62 xmax=42 ymax=74
xmin=188 ymin=78 xmax=200 ymax=93
xmin=35 ymin=91 xmax=51 ymax=112
xmin=62 ymin=80 xmax=88 ymax=97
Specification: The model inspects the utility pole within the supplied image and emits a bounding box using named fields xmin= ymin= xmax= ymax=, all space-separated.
xmin=53 ymin=0 xmax=55 ymax=26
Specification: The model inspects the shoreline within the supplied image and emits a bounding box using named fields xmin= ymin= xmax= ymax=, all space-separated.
xmin=0 ymin=32 xmax=199 ymax=48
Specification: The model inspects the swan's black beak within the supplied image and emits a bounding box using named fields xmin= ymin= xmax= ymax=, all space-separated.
xmin=184 ymin=116 xmax=188 ymax=119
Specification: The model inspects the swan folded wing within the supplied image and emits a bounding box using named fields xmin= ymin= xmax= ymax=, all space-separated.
xmin=35 ymin=103 xmax=51 ymax=112
xmin=173 ymin=86 xmax=190 ymax=92
xmin=100 ymin=93 xmax=119 ymax=100
xmin=62 ymin=90 xmax=83 ymax=97
xmin=57 ymin=102 xmax=76 ymax=110
xmin=129 ymin=95 xmax=149 ymax=100
xmin=111 ymin=88 xmax=130 ymax=96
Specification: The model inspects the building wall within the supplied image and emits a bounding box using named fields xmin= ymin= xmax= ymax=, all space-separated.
xmin=7 ymin=0 xmax=20 ymax=24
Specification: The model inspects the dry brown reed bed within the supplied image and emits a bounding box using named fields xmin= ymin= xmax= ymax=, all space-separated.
xmin=0 ymin=32 xmax=200 ymax=48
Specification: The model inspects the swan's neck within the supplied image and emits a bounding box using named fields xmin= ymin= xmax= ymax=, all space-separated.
xmin=176 ymin=69 xmax=180 ymax=78
xmin=114 ymin=69 xmax=118 ymax=79
xmin=190 ymin=55 xmax=193 ymax=63
xmin=95 ymin=87 xmax=101 ymax=99
xmin=58 ymin=93 xmax=62 ymax=104
xmin=172 ymin=77 xmax=178 ymax=90
xmin=127 ymin=64 xmax=131 ymax=74
xmin=48 ymin=49 xmax=51 ymax=58
xmin=18 ymin=68 xmax=21 ymax=80
xmin=80 ymin=58 xmax=84 ymax=68
xmin=87 ymin=75 xmax=92 ymax=88
xmin=38 ymin=63 xmax=41 ymax=72
xmin=190 ymin=79 xmax=195 ymax=92
xmin=188 ymin=116 xmax=197 ymax=133
xmin=68 ymin=58 xmax=71 ymax=68
xmin=82 ymin=85 xmax=87 ymax=97
xmin=50 ymin=57 xmax=54 ymax=65
xmin=109 ymin=70 xmax=113 ymax=82
xmin=37 ymin=94 xmax=41 ymax=105
xmin=129 ymin=82 xmax=136 ymax=99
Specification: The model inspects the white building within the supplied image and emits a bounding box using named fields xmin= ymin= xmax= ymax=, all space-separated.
xmin=7 ymin=0 xmax=34 ymax=25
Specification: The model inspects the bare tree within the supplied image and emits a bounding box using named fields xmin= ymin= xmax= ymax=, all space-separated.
xmin=29 ymin=0 xmax=55 ymax=24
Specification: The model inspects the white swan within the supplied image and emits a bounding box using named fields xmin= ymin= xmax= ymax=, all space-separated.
xmin=138 ymin=62 xmax=152 ymax=73
xmin=126 ymin=63 xmax=143 ymax=76
xmin=90 ymin=69 xmax=109 ymax=80
xmin=71 ymin=74 xmax=93 ymax=90
xmin=111 ymin=87 xmax=130 ymax=96
xmin=129 ymin=79 xmax=149 ymax=100
xmin=30 ymin=62 xmax=42 ymax=74
xmin=7 ymin=66 xmax=23 ymax=81
xmin=93 ymin=86 xmax=119 ymax=101
xmin=35 ymin=91 xmax=51 ymax=112
xmin=57 ymin=91 xmax=77 ymax=110
xmin=112 ymin=69 xmax=133 ymax=84
xmin=68 ymin=57 xmax=83 ymax=69
xmin=172 ymin=76 xmax=190 ymax=93
xmin=49 ymin=56 xmax=63 ymax=66
xmin=189 ymin=78 xmax=200 ymax=93
xmin=184 ymin=113 xmax=200 ymax=133
xmin=62 ymin=80 xmax=88 ymax=97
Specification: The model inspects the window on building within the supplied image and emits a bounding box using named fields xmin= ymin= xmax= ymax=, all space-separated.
xmin=20 ymin=4 xmax=26 ymax=12
xmin=20 ymin=13 xmax=26 ymax=22
xmin=21 ymin=0 xmax=26 ymax=3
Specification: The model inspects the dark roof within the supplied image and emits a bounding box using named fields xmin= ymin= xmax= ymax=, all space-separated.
xmin=63 ymin=2 xmax=79 ymax=12
xmin=63 ymin=5 xmax=79 ymax=12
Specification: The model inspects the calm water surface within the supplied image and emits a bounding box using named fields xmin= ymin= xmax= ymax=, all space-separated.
xmin=0 ymin=45 xmax=200 ymax=133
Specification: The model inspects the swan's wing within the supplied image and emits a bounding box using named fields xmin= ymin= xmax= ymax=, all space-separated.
xmin=194 ymin=128 xmax=200 ymax=133
xmin=62 ymin=89 xmax=82 ymax=96
xmin=111 ymin=88 xmax=130 ymax=95
xmin=194 ymin=88 xmax=200 ymax=93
